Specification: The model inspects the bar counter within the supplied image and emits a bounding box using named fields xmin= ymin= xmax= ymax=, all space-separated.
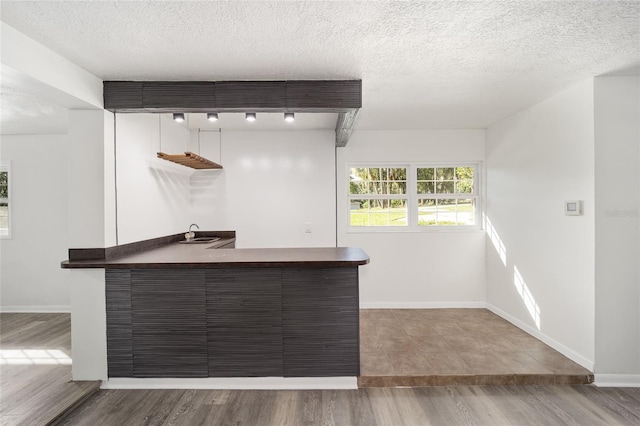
xmin=61 ymin=231 xmax=369 ymax=380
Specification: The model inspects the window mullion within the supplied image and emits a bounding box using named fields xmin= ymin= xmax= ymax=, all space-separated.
xmin=408 ymin=164 xmax=417 ymax=228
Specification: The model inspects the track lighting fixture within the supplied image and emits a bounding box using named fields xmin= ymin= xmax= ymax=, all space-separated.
xmin=207 ymin=112 xmax=219 ymax=122
xmin=245 ymin=112 xmax=256 ymax=122
xmin=284 ymin=112 xmax=295 ymax=122
xmin=173 ymin=113 xmax=185 ymax=122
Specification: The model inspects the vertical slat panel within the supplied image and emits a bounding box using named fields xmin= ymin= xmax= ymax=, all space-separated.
xmin=282 ymin=268 xmax=360 ymax=377
xmin=105 ymin=269 xmax=132 ymax=377
xmin=207 ymin=268 xmax=283 ymax=377
xmin=131 ymin=269 xmax=207 ymax=378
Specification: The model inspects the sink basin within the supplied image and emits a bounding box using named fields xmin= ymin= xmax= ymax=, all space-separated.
xmin=179 ymin=237 xmax=221 ymax=244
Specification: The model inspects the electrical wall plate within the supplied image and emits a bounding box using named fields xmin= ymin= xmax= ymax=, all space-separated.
xmin=565 ymin=200 xmax=583 ymax=216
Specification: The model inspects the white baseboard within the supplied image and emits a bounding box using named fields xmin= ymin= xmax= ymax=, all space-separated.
xmin=102 ymin=377 xmax=357 ymax=390
xmin=486 ymin=303 xmax=594 ymax=371
xmin=360 ymin=301 xmax=486 ymax=309
xmin=594 ymin=374 xmax=640 ymax=387
xmin=0 ymin=305 xmax=70 ymax=313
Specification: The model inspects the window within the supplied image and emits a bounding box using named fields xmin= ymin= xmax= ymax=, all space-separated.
xmin=349 ymin=167 xmax=408 ymax=226
xmin=417 ymin=166 xmax=476 ymax=227
xmin=0 ymin=161 xmax=10 ymax=238
xmin=348 ymin=163 xmax=480 ymax=230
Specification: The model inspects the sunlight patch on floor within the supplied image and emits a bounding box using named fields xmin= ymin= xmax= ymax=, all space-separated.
xmin=0 ymin=349 xmax=71 ymax=365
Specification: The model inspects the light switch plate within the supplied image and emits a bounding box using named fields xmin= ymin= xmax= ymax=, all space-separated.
xmin=565 ymin=200 xmax=583 ymax=216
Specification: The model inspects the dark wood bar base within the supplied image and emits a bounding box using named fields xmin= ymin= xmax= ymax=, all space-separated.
xmin=106 ymin=267 xmax=360 ymax=379
xmin=64 ymin=231 xmax=368 ymax=380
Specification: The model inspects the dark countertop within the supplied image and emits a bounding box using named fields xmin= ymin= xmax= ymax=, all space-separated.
xmin=61 ymin=231 xmax=369 ymax=269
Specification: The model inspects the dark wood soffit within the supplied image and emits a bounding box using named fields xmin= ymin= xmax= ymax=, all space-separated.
xmin=335 ymin=109 xmax=360 ymax=148
xmin=103 ymin=80 xmax=362 ymax=146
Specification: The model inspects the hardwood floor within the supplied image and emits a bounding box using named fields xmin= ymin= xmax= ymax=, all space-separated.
xmin=60 ymin=386 xmax=640 ymax=425
xmin=0 ymin=313 xmax=100 ymax=426
xmin=3 ymin=312 xmax=638 ymax=426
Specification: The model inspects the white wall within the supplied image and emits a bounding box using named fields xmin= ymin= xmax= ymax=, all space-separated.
xmin=337 ymin=130 xmax=486 ymax=307
xmin=67 ymin=109 xmax=111 ymax=380
xmin=594 ymin=76 xmax=640 ymax=379
xmin=104 ymin=110 xmax=117 ymax=246
xmin=67 ymin=110 xmax=110 ymax=248
xmin=113 ymin=119 xmax=336 ymax=248
xmin=485 ymin=79 xmax=595 ymax=369
xmin=0 ymin=134 xmax=71 ymax=311
xmin=114 ymin=114 xmax=192 ymax=244
xmin=190 ymin=130 xmax=336 ymax=248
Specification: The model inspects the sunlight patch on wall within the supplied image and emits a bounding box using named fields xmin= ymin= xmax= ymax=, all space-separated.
xmin=485 ymin=214 xmax=507 ymax=265
xmin=0 ymin=349 xmax=71 ymax=365
xmin=513 ymin=266 xmax=541 ymax=330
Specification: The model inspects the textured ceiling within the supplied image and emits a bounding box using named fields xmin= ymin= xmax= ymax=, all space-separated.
xmin=1 ymin=0 xmax=639 ymax=133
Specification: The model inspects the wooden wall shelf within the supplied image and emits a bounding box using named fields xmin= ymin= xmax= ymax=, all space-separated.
xmin=157 ymin=152 xmax=223 ymax=170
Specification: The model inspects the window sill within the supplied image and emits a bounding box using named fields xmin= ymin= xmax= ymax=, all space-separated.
xmin=346 ymin=226 xmax=483 ymax=234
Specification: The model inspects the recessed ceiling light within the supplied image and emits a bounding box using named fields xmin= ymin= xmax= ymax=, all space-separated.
xmin=284 ymin=112 xmax=295 ymax=122
xmin=173 ymin=113 xmax=185 ymax=122
xmin=207 ymin=113 xmax=218 ymax=122
xmin=245 ymin=112 xmax=256 ymax=122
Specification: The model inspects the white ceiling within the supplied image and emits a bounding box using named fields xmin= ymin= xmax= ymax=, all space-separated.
xmin=1 ymin=1 xmax=639 ymax=134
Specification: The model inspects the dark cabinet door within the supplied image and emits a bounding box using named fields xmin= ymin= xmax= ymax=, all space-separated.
xmin=105 ymin=269 xmax=133 ymax=377
xmin=206 ymin=268 xmax=283 ymax=377
xmin=131 ymin=269 xmax=208 ymax=378
xmin=282 ymin=268 xmax=360 ymax=377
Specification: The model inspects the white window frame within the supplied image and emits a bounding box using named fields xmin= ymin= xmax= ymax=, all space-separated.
xmin=347 ymin=162 xmax=482 ymax=232
xmin=414 ymin=163 xmax=481 ymax=230
xmin=347 ymin=164 xmax=410 ymax=230
xmin=0 ymin=161 xmax=11 ymax=239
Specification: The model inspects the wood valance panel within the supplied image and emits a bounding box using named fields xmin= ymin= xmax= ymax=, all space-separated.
xmin=104 ymin=80 xmax=362 ymax=146
xmin=104 ymin=80 xmax=361 ymax=113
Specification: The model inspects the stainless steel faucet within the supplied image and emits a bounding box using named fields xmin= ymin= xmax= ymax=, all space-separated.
xmin=186 ymin=223 xmax=199 ymax=240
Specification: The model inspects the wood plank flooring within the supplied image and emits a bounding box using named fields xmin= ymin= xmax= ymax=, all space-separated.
xmin=3 ymin=311 xmax=636 ymax=426
xmin=59 ymin=386 xmax=640 ymax=425
xmin=0 ymin=313 xmax=100 ymax=426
